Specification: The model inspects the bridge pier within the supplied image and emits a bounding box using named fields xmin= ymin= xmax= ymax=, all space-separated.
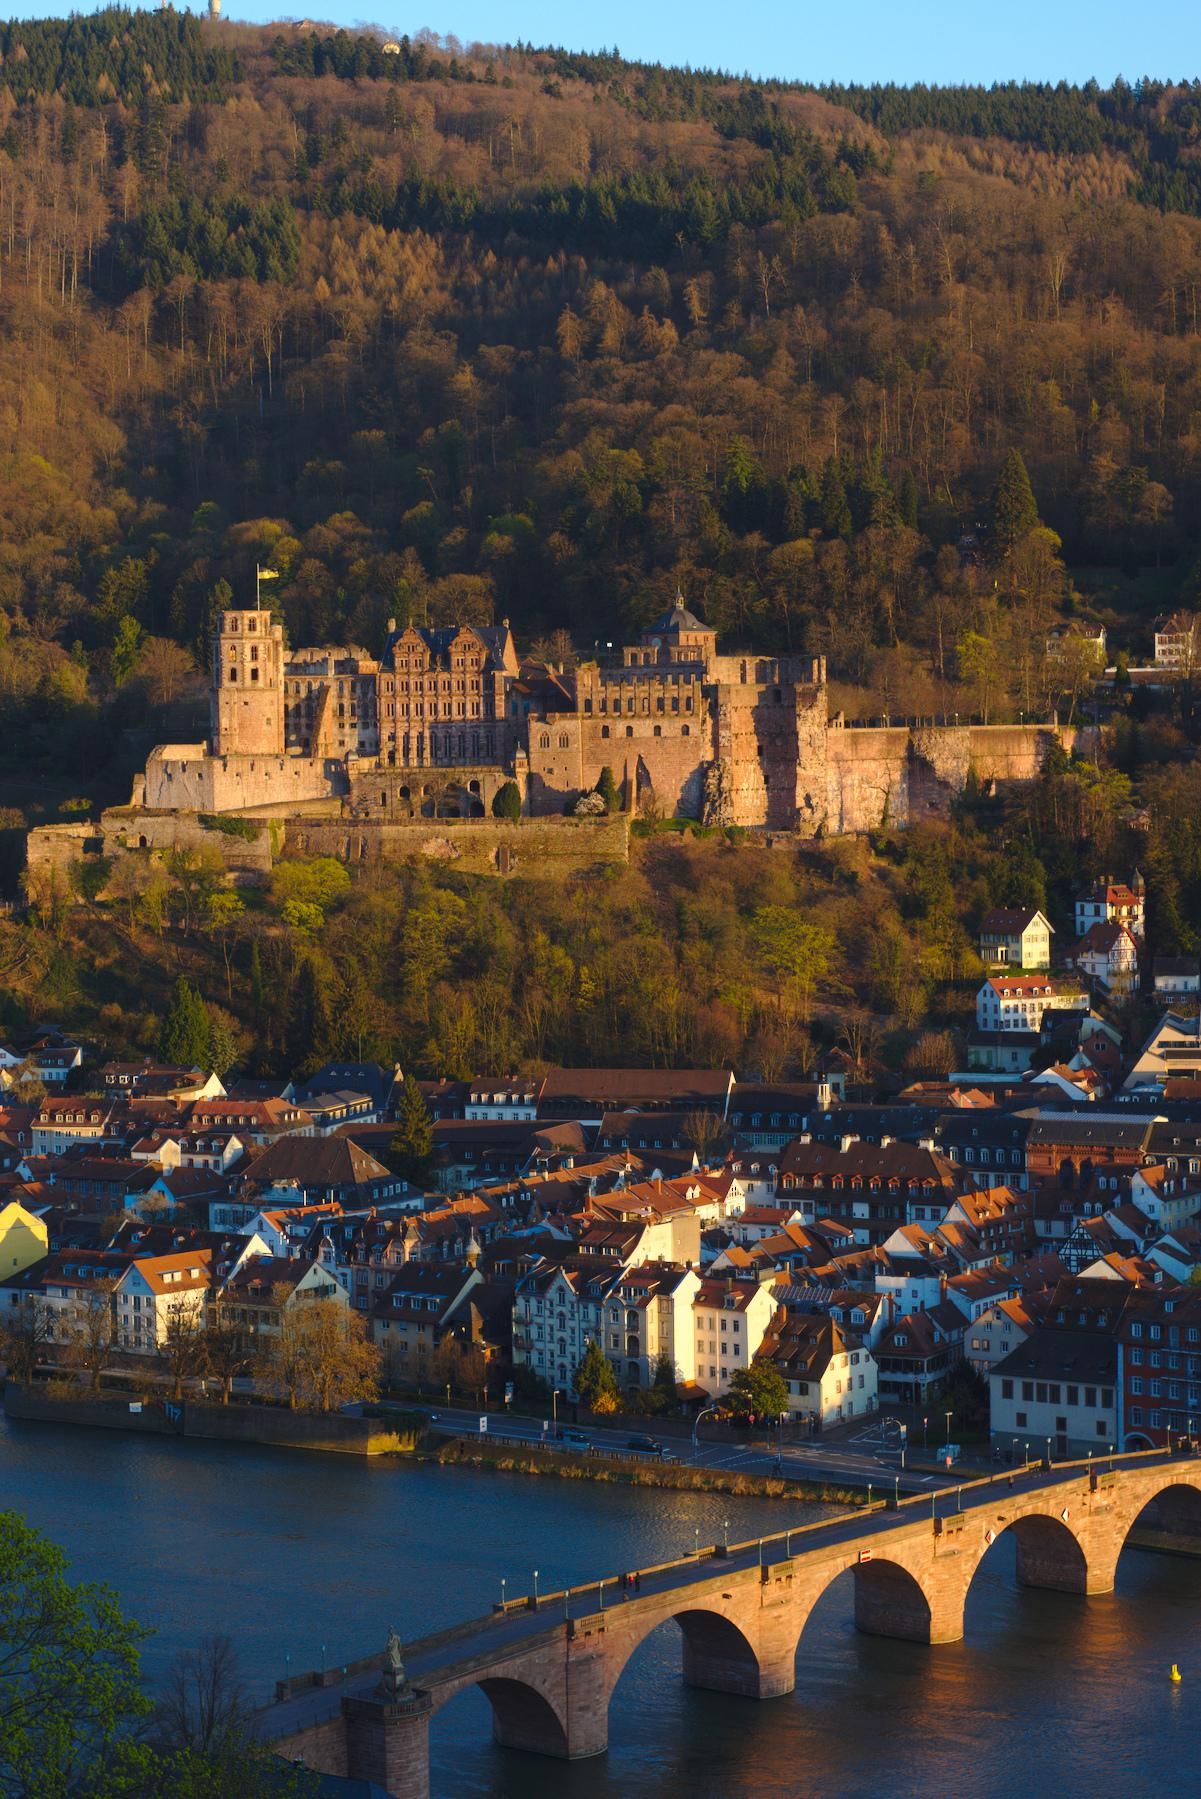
xmin=853 ymin=1558 xmax=961 ymax=1644
xmin=681 ymin=1565 xmax=799 ymax=1700
xmin=343 ymin=1689 xmax=434 ymax=1799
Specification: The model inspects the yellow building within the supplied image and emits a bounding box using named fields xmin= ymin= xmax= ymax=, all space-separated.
xmin=0 ymin=1200 xmax=49 ymax=1277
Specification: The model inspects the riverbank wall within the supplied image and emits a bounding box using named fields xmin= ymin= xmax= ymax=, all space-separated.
xmin=2 ymin=1384 xmax=421 ymax=1456
xmin=429 ymin=1434 xmax=866 ymax=1506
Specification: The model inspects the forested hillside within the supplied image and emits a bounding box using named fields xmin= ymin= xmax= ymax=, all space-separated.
xmin=2 ymin=10 xmax=1201 ymax=803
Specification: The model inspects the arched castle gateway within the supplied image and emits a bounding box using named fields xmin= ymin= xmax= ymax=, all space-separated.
xmin=141 ymin=599 xmax=1083 ymax=832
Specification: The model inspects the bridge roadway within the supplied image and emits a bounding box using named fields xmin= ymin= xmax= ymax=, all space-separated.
xmin=260 ymin=1446 xmax=1200 ymax=1799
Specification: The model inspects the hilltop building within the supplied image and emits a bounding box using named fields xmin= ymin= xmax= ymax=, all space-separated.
xmin=135 ymin=599 xmax=1081 ymax=835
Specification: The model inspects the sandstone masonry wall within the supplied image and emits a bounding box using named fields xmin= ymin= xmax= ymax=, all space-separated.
xmin=284 ymin=814 xmax=630 ymax=875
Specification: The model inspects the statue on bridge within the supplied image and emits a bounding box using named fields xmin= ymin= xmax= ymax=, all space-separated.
xmin=378 ymin=1626 xmax=413 ymax=1702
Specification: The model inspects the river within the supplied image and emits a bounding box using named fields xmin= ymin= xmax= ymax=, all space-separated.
xmin=1 ymin=1412 xmax=1197 ymax=1797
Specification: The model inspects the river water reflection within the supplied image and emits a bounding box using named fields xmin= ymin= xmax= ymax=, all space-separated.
xmin=2 ymin=1413 xmax=1197 ymax=1797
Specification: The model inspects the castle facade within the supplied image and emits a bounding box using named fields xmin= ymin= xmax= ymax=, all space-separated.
xmin=140 ymin=601 xmax=1072 ymax=834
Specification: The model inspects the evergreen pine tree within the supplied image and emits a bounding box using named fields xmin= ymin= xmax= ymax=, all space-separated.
xmin=389 ymin=1074 xmax=434 ymax=1183
xmin=595 ymin=766 xmax=620 ymax=814
xmin=990 ymin=449 xmax=1040 ymax=557
xmin=491 ymin=781 xmax=522 ymax=821
xmin=897 ymin=467 xmax=920 ymax=530
xmin=819 ymin=457 xmax=852 ymax=540
xmin=158 ymin=978 xmax=210 ymax=1068
xmin=287 ymin=956 xmax=334 ymax=1073
xmin=574 ymin=1338 xmax=620 ymax=1413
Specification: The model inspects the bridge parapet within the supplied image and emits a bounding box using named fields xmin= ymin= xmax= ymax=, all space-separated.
xmin=263 ymin=1449 xmax=1201 ymax=1799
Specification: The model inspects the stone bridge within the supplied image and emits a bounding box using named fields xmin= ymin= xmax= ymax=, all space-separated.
xmin=260 ymin=1449 xmax=1201 ymax=1798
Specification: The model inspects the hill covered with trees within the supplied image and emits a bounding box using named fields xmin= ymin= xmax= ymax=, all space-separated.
xmin=2 ymin=10 xmax=1201 ymax=808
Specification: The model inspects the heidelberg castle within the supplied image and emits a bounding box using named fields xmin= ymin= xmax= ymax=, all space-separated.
xmin=139 ymin=601 xmax=1078 ymax=834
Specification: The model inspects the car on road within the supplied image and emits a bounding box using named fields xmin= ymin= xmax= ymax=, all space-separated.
xmin=557 ymin=1427 xmax=590 ymax=1447
xmin=626 ymin=1435 xmax=664 ymax=1455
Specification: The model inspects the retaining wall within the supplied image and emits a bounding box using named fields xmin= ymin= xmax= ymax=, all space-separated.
xmin=3 ymin=1384 xmax=413 ymax=1455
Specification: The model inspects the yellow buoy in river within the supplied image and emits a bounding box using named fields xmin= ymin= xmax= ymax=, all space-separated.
xmin=1171 ymin=1664 xmax=1182 ymax=1682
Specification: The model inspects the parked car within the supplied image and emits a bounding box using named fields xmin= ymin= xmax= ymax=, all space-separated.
xmin=626 ymin=1435 xmax=663 ymax=1455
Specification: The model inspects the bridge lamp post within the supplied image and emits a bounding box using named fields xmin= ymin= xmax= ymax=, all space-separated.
xmin=894 ymin=1475 xmax=899 ymax=1506
xmin=722 ymin=1519 xmax=729 ymax=1551
xmin=1046 ymin=1436 xmax=1052 ymax=1467
xmin=500 ymin=1578 xmax=506 ymax=1610
xmin=552 ymin=1390 xmax=560 ymax=1426
xmin=533 ymin=1570 xmax=539 ymax=1608
xmin=694 ymin=1527 xmax=700 ymax=1558
xmin=944 ymin=1410 xmax=953 ymax=1447
xmin=923 ymin=1415 xmax=928 ymax=1449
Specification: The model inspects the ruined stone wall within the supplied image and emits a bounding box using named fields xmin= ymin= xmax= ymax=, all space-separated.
xmin=346 ymin=764 xmax=515 ymax=819
xmin=284 ymin=814 xmax=630 ymax=875
xmin=527 ymin=712 xmax=707 ymax=819
xmin=145 ymin=747 xmax=343 ymax=813
xmin=25 ymin=807 xmax=274 ymax=888
xmin=827 ymin=723 xmax=1084 ymax=832
xmin=710 ymin=679 xmax=828 ymax=830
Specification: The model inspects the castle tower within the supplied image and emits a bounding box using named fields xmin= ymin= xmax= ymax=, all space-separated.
xmin=211 ymin=608 xmax=285 ymax=757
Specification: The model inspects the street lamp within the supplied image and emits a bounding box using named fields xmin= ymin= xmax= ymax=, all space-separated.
xmin=500 ymin=1578 xmax=507 ymax=1609
xmin=694 ymin=1527 xmax=700 ymax=1558
xmin=1046 ymin=1436 xmax=1052 ymax=1466
xmin=944 ymin=1410 xmax=953 ymax=1447
xmin=722 ymin=1519 xmax=729 ymax=1551
xmin=533 ymin=1570 xmax=539 ymax=1607
xmin=693 ymin=1402 xmax=720 ymax=1451
xmin=923 ymin=1415 xmax=929 ymax=1449
xmin=552 ymin=1390 xmax=560 ymax=1426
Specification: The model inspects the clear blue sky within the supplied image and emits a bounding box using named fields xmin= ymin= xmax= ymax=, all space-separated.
xmin=202 ymin=0 xmax=1199 ymax=85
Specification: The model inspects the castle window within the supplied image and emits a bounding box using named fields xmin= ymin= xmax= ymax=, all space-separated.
xmin=601 ymin=725 xmax=610 ymax=739
xmin=653 ymin=725 xmax=662 ymax=736
xmin=584 ymin=699 xmax=592 ymax=715
xmin=626 ymin=725 xmax=634 ymax=737
xmin=682 ymin=724 xmax=690 ymax=736
xmin=250 ymin=645 xmax=259 ymax=662
xmin=540 ymin=734 xmax=550 ymax=750
xmin=229 ymin=666 xmax=237 ymax=681
xmin=248 ymin=617 xmax=257 ymax=632
xmin=558 ymin=733 xmax=569 ymax=749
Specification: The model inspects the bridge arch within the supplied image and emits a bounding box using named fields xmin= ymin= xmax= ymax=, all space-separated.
xmin=964 ymin=1507 xmax=1092 ymax=1611
xmin=429 ymin=1661 xmax=573 ymax=1762
xmin=601 ymin=1600 xmax=774 ymax=1707
xmin=1117 ymin=1475 xmax=1201 ymax=1565
xmin=475 ymin=1675 xmax=569 ymax=1757
xmin=793 ymin=1551 xmax=942 ymax=1648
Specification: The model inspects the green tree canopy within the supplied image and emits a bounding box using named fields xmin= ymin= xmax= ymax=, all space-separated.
xmin=990 ymin=448 xmax=1040 ymax=557
xmin=574 ymin=1337 xmax=620 ymax=1413
xmin=158 ymin=977 xmax=211 ymax=1068
xmin=724 ymin=1358 xmax=790 ymax=1423
xmin=388 ymin=1073 xmax=433 ymax=1183
xmin=492 ymin=780 xmax=522 ymax=821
